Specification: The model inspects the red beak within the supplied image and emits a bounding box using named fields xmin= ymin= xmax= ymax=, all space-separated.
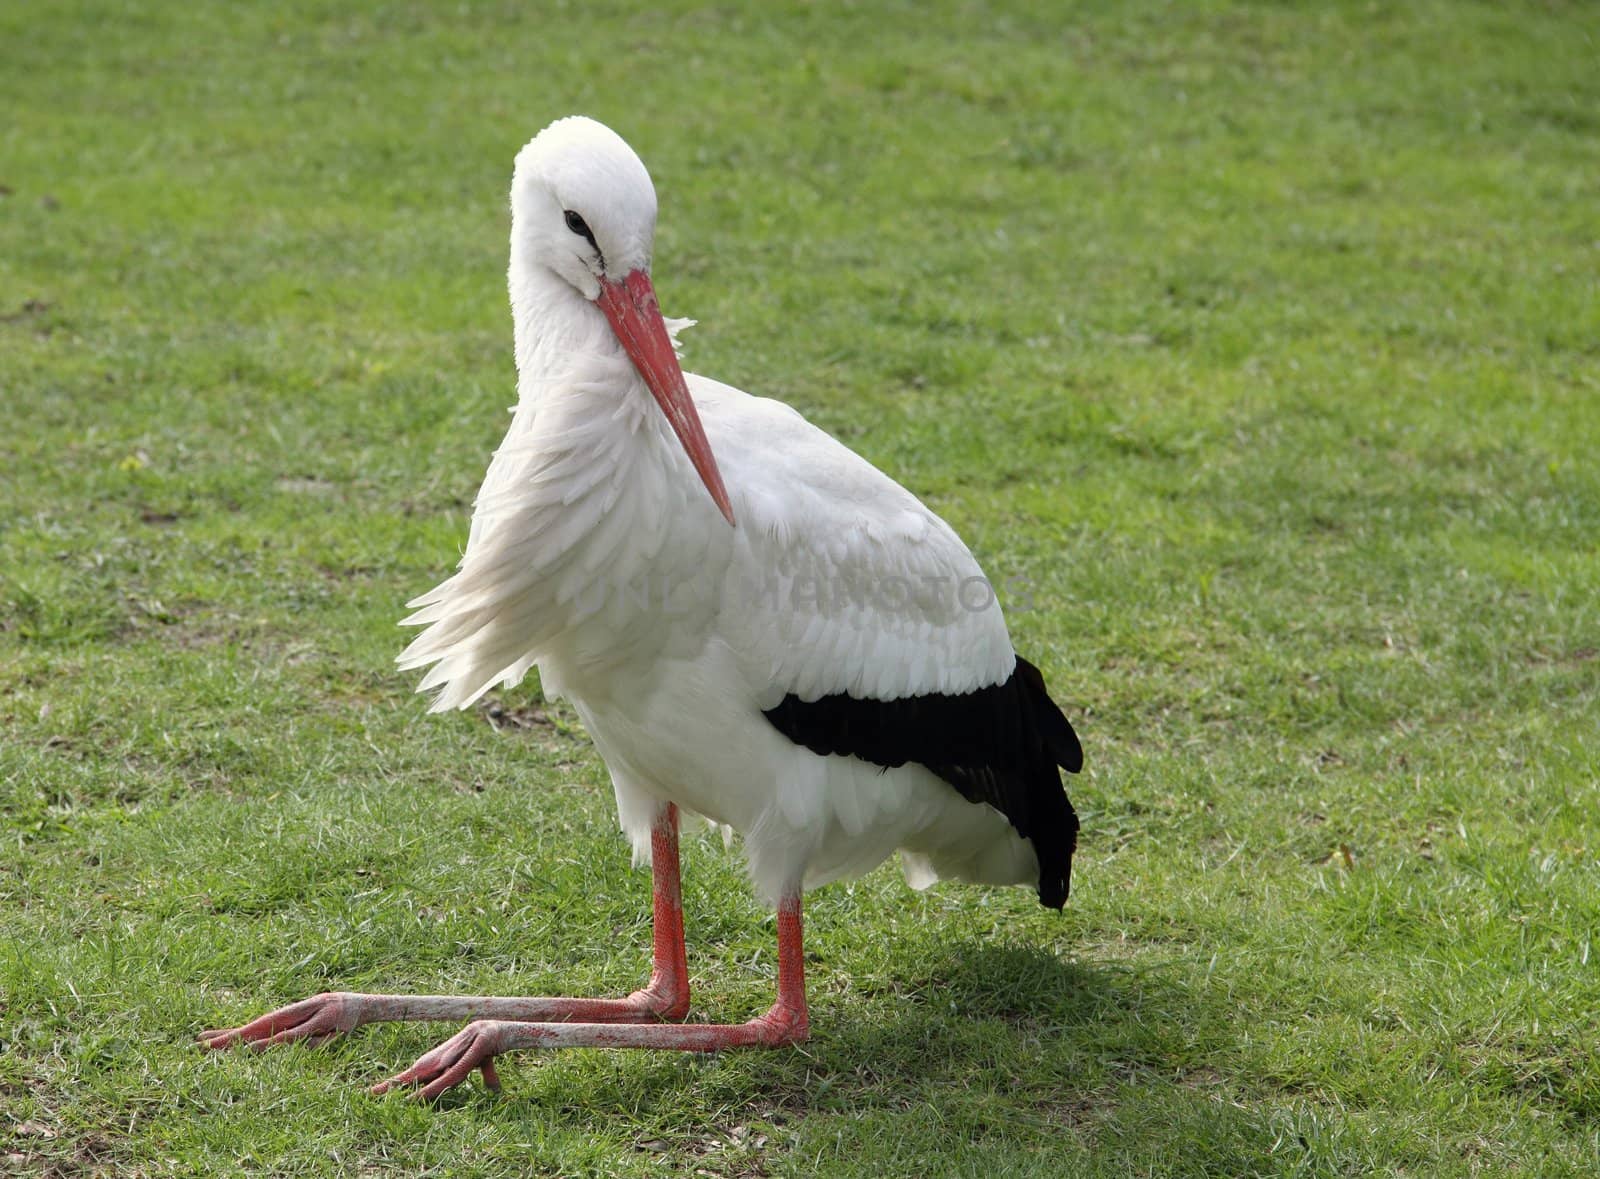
xmin=596 ymin=269 xmax=735 ymax=526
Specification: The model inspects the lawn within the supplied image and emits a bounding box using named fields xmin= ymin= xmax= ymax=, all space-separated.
xmin=3 ymin=0 xmax=1598 ymax=1174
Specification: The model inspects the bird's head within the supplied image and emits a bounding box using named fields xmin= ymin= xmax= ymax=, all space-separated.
xmin=511 ymin=116 xmax=657 ymax=297
xmin=511 ymin=116 xmax=734 ymax=526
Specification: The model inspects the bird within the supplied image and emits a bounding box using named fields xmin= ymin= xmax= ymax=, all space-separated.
xmin=199 ymin=115 xmax=1083 ymax=1100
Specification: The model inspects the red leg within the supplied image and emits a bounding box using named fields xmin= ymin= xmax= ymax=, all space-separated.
xmin=374 ymin=892 xmax=810 ymax=1101
xmin=199 ymin=805 xmax=692 ymax=1054
xmin=638 ymin=801 xmax=690 ymax=1018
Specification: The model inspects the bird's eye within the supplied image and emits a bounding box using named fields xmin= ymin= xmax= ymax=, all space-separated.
xmin=564 ymin=209 xmax=596 ymax=246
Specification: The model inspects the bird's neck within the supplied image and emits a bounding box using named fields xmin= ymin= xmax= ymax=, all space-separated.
xmin=508 ymin=263 xmax=620 ymax=402
xmin=503 ymin=259 xmax=691 ymax=495
xmin=501 ymin=257 xmax=685 ymax=504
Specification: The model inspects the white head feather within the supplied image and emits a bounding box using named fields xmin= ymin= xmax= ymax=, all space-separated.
xmin=510 ymin=116 xmax=659 ymax=301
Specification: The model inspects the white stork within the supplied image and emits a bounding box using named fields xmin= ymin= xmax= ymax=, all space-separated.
xmin=200 ymin=116 xmax=1082 ymax=1099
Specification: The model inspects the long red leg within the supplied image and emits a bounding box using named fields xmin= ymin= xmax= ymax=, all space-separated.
xmin=373 ymin=892 xmax=810 ymax=1100
xmin=199 ymin=805 xmax=692 ymax=1053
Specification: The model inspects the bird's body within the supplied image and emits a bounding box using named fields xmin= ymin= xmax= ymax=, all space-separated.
xmin=203 ymin=116 xmax=1082 ymax=1097
xmin=400 ymin=357 xmax=1052 ymax=905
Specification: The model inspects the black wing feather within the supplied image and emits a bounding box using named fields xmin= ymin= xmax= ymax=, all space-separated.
xmin=761 ymin=656 xmax=1082 ymax=908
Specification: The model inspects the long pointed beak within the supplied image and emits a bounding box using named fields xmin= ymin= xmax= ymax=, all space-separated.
xmin=596 ymin=270 xmax=735 ymax=527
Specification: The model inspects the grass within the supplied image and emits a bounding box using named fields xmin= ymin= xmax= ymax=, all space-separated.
xmin=3 ymin=0 xmax=1598 ymax=1173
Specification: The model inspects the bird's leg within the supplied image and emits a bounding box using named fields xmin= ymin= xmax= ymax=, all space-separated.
xmin=634 ymin=800 xmax=691 ymax=1017
xmin=373 ymin=891 xmax=810 ymax=1100
xmin=198 ymin=805 xmax=692 ymax=1053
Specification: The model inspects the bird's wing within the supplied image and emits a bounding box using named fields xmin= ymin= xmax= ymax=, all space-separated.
xmin=695 ymin=377 xmax=1017 ymax=704
xmin=696 ymin=377 xmax=1082 ymax=907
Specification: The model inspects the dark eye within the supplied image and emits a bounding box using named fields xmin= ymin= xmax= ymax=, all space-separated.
xmin=563 ymin=209 xmax=596 ymax=246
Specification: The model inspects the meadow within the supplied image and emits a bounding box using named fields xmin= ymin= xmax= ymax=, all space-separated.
xmin=3 ymin=0 xmax=1598 ymax=1174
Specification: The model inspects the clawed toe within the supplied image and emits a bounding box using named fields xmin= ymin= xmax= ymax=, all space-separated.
xmin=197 ymin=992 xmax=365 ymax=1052
xmin=373 ymin=1021 xmax=508 ymax=1101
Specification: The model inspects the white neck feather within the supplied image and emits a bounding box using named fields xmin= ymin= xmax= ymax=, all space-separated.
xmin=507 ymin=259 xmax=618 ymax=404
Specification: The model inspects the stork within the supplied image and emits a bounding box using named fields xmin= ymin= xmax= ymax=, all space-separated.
xmin=200 ymin=116 xmax=1083 ymax=1099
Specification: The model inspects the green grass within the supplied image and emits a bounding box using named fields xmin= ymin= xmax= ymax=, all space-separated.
xmin=3 ymin=0 xmax=1598 ymax=1173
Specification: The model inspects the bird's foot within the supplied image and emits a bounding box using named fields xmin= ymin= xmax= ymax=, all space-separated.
xmin=373 ymin=1000 xmax=808 ymax=1101
xmin=198 ymin=990 xmax=371 ymax=1051
xmin=371 ymin=1019 xmax=510 ymax=1100
xmin=198 ymin=983 xmax=690 ymax=1057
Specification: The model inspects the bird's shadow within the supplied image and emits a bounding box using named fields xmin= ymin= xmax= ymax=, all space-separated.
xmin=806 ymin=939 xmax=1160 ymax=1089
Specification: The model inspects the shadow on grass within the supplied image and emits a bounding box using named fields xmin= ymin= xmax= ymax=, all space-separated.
xmin=816 ymin=940 xmax=1199 ymax=1105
